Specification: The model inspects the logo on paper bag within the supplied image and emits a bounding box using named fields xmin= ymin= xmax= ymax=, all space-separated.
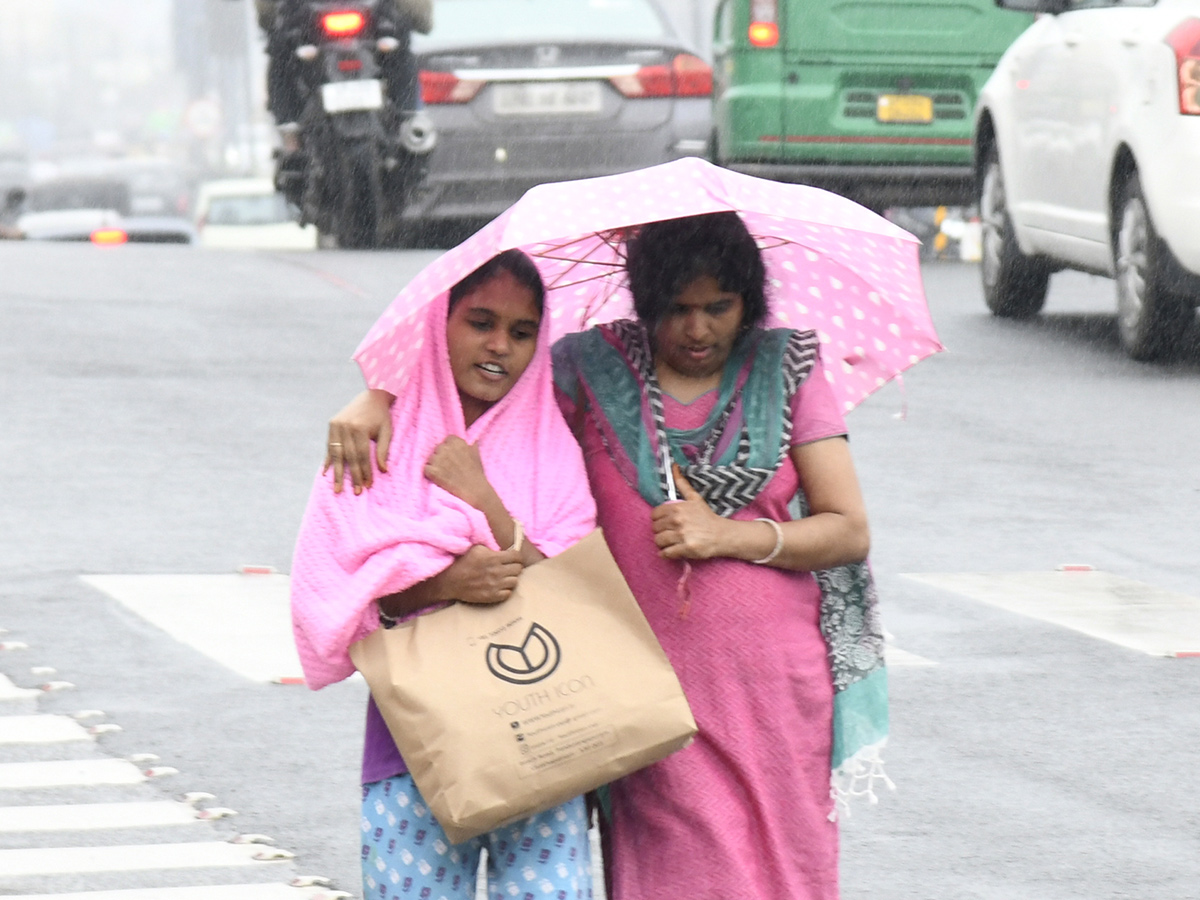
xmin=485 ymin=623 xmax=561 ymax=685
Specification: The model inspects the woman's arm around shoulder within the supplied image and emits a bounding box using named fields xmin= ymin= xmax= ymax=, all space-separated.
xmin=326 ymin=389 xmax=396 ymax=493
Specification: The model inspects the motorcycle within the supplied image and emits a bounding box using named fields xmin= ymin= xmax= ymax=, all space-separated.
xmin=275 ymin=0 xmax=436 ymax=248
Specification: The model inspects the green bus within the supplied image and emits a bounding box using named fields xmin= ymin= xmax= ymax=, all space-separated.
xmin=710 ymin=0 xmax=1033 ymax=209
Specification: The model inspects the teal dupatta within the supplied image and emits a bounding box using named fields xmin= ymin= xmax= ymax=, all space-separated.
xmin=554 ymin=320 xmax=892 ymax=813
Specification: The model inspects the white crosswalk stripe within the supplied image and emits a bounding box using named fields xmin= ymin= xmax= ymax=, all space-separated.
xmin=0 ymin=759 xmax=146 ymax=790
xmin=885 ymin=645 xmax=936 ymax=667
xmin=0 ymin=716 xmax=92 ymax=745
xmin=0 ymin=843 xmax=293 ymax=878
xmin=0 ymin=802 xmax=202 ymax=833
xmin=80 ymin=575 xmax=303 ymax=684
xmin=904 ymin=570 xmax=1200 ymax=657
xmin=0 ymin=674 xmax=39 ymax=702
xmin=0 ymin=632 xmax=351 ymax=900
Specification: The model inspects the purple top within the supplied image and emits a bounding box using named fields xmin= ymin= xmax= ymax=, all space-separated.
xmin=362 ymin=695 xmax=404 ymax=784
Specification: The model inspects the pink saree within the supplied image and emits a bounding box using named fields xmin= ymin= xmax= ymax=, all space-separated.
xmin=554 ymin=322 xmax=851 ymax=900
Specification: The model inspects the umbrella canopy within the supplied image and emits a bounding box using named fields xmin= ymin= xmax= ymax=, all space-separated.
xmin=354 ymin=157 xmax=942 ymax=412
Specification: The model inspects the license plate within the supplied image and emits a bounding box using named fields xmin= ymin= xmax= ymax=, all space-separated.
xmin=492 ymin=81 xmax=604 ymax=116
xmin=876 ymin=94 xmax=933 ymax=124
xmin=321 ymin=79 xmax=384 ymax=114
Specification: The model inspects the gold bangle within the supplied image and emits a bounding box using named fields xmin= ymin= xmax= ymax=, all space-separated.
xmin=509 ymin=519 xmax=524 ymax=553
xmin=751 ymin=518 xmax=784 ymax=565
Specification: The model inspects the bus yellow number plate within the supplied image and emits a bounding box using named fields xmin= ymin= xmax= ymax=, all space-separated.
xmin=876 ymin=94 xmax=933 ymax=124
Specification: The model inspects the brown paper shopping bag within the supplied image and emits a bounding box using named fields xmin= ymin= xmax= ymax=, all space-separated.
xmin=349 ymin=529 xmax=697 ymax=844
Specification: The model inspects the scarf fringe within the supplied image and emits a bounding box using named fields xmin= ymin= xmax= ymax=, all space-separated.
xmin=828 ymin=739 xmax=895 ymax=821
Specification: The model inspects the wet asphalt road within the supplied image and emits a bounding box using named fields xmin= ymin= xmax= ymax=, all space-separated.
xmin=1 ymin=241 xmax=1198 ymax=898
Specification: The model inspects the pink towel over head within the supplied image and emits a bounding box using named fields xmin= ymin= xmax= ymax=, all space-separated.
xmin=290 ymin=289 xmax=596 ymax=689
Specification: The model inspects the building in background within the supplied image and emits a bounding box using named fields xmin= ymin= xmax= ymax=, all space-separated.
xmin=173 ymin=0 xmax=271 ymax=173
xmin=0 ymin=0 xmax=183 ymax=157
xmin=0 ymin=0 xmax=269 ymax=174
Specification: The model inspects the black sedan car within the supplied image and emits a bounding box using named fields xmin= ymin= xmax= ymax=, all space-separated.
xmin=407 ymin=0 xmax=711 ymax=235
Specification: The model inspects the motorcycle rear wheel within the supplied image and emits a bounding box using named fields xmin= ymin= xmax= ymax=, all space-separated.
xmin=336 ymin=142 xmax=383 ymax=249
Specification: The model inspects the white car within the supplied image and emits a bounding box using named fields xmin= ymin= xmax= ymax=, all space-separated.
xmin=194 ymin=178 xmax=317 ymax=250
xmin=974 ymin=0 xmax=1200 ymax=359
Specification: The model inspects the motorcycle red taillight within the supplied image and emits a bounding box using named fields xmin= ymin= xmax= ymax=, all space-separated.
xmin=610 ymin=54 xmax=713 ymax=99
xmin=419 ymin=70 xmax=485 ymax=104
xmin=321 ymin=10 xmax=366 ymax=38
xmin=749 ymin=0 xmax=780 ymax=48
xmin=1166 ymin=18 xmax=1200 ymax=115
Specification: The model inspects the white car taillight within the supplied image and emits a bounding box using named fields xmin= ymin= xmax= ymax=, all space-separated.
xmin=749 ymin=0 xmax=780 ymax=48
xmin=1166 ymin=18 xmax=1200 ymax=115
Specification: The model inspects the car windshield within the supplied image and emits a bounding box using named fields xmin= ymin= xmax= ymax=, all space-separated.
xmin=206 ymin=193 xmax=293 ymax=226
xmin=414 ymin=0 xmax=669 ymax=48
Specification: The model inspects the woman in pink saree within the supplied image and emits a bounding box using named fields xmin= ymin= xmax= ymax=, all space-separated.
xmin=326 ymin=213 xmax=886 ymax=900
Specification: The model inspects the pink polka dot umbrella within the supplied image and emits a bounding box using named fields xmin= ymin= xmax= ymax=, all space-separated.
xmin=354 ymin=157 xmax=943 ymax=412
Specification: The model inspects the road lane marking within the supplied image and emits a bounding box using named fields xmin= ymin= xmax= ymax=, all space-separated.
xmin=0 ymin=759 xmax=145 ymax=789
xmin=0 ymin=675 xmax=38 ymax=702
xmin=81 ymin=574 xmax=303 ymax=683
xmin=0 ymin=885 xmax=338 ymax=900
xmin=0 ymin=842 xmax=290 ymax=878
xmin=886 ymin=645 xmax=937 ymax=667
xmin=0 ymin=801 xmax=201 ymax=833
xmin=903 ymin=571 xmax=1200 ymax=657
xmin=0 ymin=715 xmax=92 ymax=744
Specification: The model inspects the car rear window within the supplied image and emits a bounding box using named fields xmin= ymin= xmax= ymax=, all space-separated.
xmin=27 ymin=180 xmax=131 ymax=215
xmin=206 ymin=193 xmax=293 ymax=226
xmin=415 ymin=0 xmax=669 ymax=48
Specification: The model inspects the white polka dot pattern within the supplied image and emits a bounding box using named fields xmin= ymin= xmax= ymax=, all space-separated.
xmin=353 ymin=157 xmax=943 ymax=409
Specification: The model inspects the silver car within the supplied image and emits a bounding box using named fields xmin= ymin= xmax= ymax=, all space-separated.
xmin=408 ymin=0 xmax=712 ymax=237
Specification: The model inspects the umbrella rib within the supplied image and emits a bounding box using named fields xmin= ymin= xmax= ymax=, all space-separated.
xmin=545 ymin=269 xmax=627 ymax=292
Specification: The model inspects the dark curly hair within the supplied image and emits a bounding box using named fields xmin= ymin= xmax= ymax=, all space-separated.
xmin=625 ymin=211 xmax=767 ymax=331
xmin=448 ymin=249 xmax=545 ymax=315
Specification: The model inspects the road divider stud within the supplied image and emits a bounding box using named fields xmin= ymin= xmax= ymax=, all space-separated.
xmin=232 ymin=833 xmax=276 ymax=845
xmin=254 ymin=847 xmax=296 ymax=861
xmin=196 ymin=806 xmax=238 ymax=819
